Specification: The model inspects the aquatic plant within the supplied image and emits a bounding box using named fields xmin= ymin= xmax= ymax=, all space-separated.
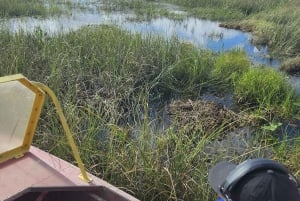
xmin=155 ymin=42 xmax=215 ymax=98
xmin=234 ymin=67 xmax=297 ymax=118
xmin=212 ymin=50 xmax=250 ymax=90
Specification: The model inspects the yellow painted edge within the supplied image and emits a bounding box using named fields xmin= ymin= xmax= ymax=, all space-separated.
xmin=20 ymin=79 xmax=45 ymax=149
xmin=22 ymin=92 xmax=45 ymax=150
xmin=0 ymin=74 xmax=45 ymax=163
xmin=0 ymin=74 xmax=24 ymax=83
xmin=0 ymin=146 xmax=27 ymax=164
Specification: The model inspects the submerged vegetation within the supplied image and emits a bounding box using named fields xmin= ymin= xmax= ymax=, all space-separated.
xmin=1 ymin=0 xmax=300 ymax=200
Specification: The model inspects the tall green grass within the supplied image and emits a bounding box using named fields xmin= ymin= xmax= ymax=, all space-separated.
xmin=0 ymin=0 xmax=47 ymax=17
xmin=212 ymin=50 xmax=250 ymax=89
xmin=234 ymin=67 xmax=298 ymax=118
xmin=155 ymin=42 xmax=215 ymax=99
xmin=1 ymin=26 xmax=300 ymax=200
xmin=0 ymin=0 xmax=63 ymax=17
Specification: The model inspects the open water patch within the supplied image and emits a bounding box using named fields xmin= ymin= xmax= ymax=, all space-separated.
xmin=1 ymin=0 xmax=298 ymax=102
xmin=0 ymin=1 xmax=279 ymax=67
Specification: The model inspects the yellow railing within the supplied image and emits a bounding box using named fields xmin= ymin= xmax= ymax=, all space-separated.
xmin=32 ymin=82 xmax=92 ymax=183
xmin=0 ymin=74 xmax=91 ymax=182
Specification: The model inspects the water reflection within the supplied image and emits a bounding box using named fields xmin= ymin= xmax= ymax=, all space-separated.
xmin=0 ymin=5 xmax=279 ymax=67
xmin=122 ymin=17 xmax=280 ymax=67
xmin=1 ymin=1 xmax=299 ymax=138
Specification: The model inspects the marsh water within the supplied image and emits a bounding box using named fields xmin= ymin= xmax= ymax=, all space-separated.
xmin=3 ymin=1 xmax=300 ymax=92
xmin=1 ymin=1 xmax=279 ymax=67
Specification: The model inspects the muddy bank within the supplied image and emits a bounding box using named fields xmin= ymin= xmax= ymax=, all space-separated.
xmin=280 ymin=57 xmax=300 ymax=76
xmin=220 ymin=21 xmax=254 ymax=33
xmin=220 ymin=21 xmax=269 ymax=47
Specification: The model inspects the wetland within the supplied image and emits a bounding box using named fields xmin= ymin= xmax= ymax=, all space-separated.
xmin=1 ymin=0 xmax=300 ymax=200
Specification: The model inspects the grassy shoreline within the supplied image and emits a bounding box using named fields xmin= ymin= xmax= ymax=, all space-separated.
xmin=101 ymin=0 xmax=300 ymax=74
xmin=163 ymin=0 xmax=300 ymax=74
xmin=3 ymin=0 xmax=300 ymax=74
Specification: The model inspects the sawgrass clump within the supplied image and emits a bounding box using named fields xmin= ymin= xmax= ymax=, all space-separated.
xmin=234 ymin=67 xmax=297 ymax=118
xmin=212 ymin=50 xmax=250 ymax=89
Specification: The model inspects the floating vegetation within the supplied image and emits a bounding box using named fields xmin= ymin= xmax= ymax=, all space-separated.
xmin=167 ymin=99 xmax=254 ymax=135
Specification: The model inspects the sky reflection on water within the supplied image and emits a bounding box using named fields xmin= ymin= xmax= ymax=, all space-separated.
xmin=0 ymin=9 xmax=280 ymax=67
xmin=1 ymin=2 xmax=299 ymax=110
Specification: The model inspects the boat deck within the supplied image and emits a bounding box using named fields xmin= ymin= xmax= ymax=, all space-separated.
xmin=0 ymin=146 xmax=139 ymax=201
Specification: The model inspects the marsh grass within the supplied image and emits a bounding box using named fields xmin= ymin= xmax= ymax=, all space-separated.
xmin=34 ymin=99 xmax=247 ymax=200
xmin=101 ymin=0 xmax=185 ymax=21
xmin=164 ymin=0 xmax=285 ymax=19
xmin=1 ymin=25 xmax=300 ymax=200
xmin=155 ymin=42 xmax=215 ymax=98
xmin=0 ymin=0 xmax=47 ymax=17
xmin=0 ymin=0 xmax=63 ymax=17
xmin=246 ymin=8 xmax=300 ymax=56
xmin=234 ymin=67 xmax=298 ymax=118
xmin=212 ymin=50 xmax=250 ymax=89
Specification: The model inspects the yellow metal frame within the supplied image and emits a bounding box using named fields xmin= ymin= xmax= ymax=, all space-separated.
xmin=32 ymin=82 xmax=92 ymax=182
xmin=0 ymin=74 xmax=91 ymax=182
xmin=0 ymin=74 xmax=45 ymax=163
